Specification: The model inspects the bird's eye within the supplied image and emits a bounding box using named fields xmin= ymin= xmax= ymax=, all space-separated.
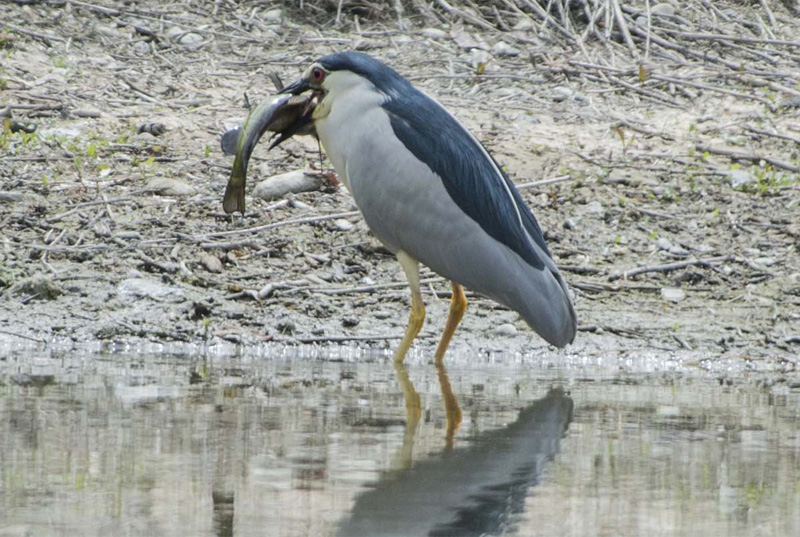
xmin=311 ymin=67 xmax=325 ymax=84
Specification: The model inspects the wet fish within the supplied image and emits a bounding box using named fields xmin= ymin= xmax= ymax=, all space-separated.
xmin=222 ymin=93 xmax=317 ymax=214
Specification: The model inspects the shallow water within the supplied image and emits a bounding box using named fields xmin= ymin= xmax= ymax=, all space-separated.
xmin=1 ymin=349 xmax=798 ymax=537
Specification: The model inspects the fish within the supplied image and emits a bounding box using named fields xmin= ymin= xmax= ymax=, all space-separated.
xmin=222 ymin=92 xmax=318 ymax=214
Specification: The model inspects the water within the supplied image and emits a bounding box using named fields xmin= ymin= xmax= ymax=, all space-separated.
xmin=1 ymin=349 xmax=798 ymax=536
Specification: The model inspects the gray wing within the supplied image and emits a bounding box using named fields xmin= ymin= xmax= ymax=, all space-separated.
xmin=343 ymin=105 xmax=576 ymax=347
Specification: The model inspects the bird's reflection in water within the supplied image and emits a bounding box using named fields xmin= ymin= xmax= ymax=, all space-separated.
xmin=338 ymin=374 xmax=573 ymax=537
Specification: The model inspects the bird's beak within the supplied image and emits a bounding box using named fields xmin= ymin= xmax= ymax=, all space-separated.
xmin=278 ymin=77 xmax=311 ymax=95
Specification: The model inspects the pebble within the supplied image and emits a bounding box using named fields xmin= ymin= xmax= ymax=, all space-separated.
xmin=117 ymin=278 xmax=184 ymax=302
xmin=332 ymin=219 xmax=354 ymax=232
xmin=755 ymin=257 xmax=776 ymax=267
xmin=492 ymin=42 xmax=520 ymax=57
xmin=563 ymin=219 xmax=577 ymax=231
xmin=661 ymin=287 xmax=686 ymax=303
xmin=551 ymin=86 xmax=573 ymax=102
xmin=198 ymin=252 xmax=224 ymax=273
xmin=9 ymin=275 xmax=62 ymax=300
xmin=651 ymin=3 xmax=676 ymax=17
xmin=263 ymin=8 xmax=283 ymax=22
xmin=513 ymin=18 xmax=534 ymax=31
xmin=146 ymin=177 xmax=197 ymax=197
xmin=494 ymin=323 xmax=518 ymax=337
xmin=727 ymin=169 xmax=756 ymax=188
xmin=178 ymin=33 xmax=203 ymax=46
xmin=254 ymin=169 xmax=322 ymax=201
xmin=657 ymin=237 xmax=673 ymax=251
xmin=421 ymin=28 xmax=448 ymax=40
xmin=342 ymin=317 xmax=360 ymax=328
xmin=0 ymin=191 xmax=24 ymax=203
xmin=373 ymin=310 xmax=392 ymax=320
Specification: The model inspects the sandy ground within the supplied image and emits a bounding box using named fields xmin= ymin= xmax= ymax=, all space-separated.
xmin=1 ymin=1 xmax=799 ymax=369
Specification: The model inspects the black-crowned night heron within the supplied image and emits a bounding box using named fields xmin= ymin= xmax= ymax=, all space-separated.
xmin=226 ymin=51 xmax=576 ymax=364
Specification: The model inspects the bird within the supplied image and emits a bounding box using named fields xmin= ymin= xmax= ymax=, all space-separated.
xmin=226 ymin=51 xmax=576 ymax=364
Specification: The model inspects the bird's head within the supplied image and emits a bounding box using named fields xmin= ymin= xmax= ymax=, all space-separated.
xmin=279 ymin=51 xmax=408 ymax=119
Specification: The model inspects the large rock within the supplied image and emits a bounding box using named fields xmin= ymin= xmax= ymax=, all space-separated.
xmin=254 ymin=169 xmax=323 ymax=201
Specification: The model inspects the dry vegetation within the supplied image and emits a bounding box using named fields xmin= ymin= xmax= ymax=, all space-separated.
xmin=1 ymin=0 xmax=799 ymax=367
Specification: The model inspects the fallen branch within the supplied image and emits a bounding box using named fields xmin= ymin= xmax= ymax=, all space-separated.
xmin=696 ymin=145 xmax=800 ymax=173
xmin=610 ymin=256 xmax=734 ymax=281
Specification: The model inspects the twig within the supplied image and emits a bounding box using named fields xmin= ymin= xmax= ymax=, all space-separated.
xmin=610 ymin=256 xmax=734 ymax=281
xmin=3 ymin=23 xmax=66 ymax=43
xmin=695 ymin=145 xmax=800 ymax=173
xmin=296 ymin=334 xmax=403 ymax=343
xmin=198 ymin=211 xmax=360 ymax=240
xmin=744 ymin=125 xmax=800 ymax=145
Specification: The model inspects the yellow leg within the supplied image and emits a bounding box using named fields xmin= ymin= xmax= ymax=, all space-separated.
xmin=393 ymin=251 xmax=426 ymax=364
xmin=436 ymin=361 xmax=462 ymax=449
xmin=434 ymin=282 xmax=467 ymax=366
xmin=391 ymin=360 xmax=422 ymax=470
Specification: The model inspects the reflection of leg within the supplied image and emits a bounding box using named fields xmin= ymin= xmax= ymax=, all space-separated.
xmin=436 ymin=361 xmax=462 ymax=449
xmin=392 ymin=360 xmax=421 ymax=470
xmin=393 ymin=251 xmax=426 ymax=364
xmin=434 ymin=282 xmax=467 ymax=366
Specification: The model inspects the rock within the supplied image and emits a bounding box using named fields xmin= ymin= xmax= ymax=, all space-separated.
xmin=198 ymin=252 xmax=224 ymax=273
xmin=421 ymin=28 xmax=448 ymax=40
xmin=755 ymin=257 xmax=776 ymax=267
xmin=332 ymin=219 xmax=354 ymax=232
xmin=117 ymin=277 xmax=184 ymax=302
xmin=583 ymin=200 xmax=605 ymax=215
xmin=468 ymin=49 xmax=492 ymax=70
xmin=661 ymin=287 xmax=686 ymax=303
xmin=563 ymin=219 xmax=578 ymax=231
xmin=39 ymin=126 xmax=84 ymax=139
xmin=253 ymin=169 xmax=323 ymax=201
xmin=727 ymin=169 xmax=756 ymax=188
xmin=551 ymin=86 xmax=573 ymax=102
xmin=494 ymin=323 xmax=518 ymax=337
xmin=452 ymin=27 xmax=483 ymax=50
xmin=178 ymin=32 xmax=203 ymax=46
xmin=373 ymin=310 xmax=392 ymax=320
xmin=0 ymin=191 xmax=24 ymax=203
xmin=263 ymin=8 xmax=283 ymax=22
xmin=513 ymin=18 xmax=534 ymax=31
xmin=651 ymin=3 xmax=676 ymax=17
xmin=9 ymin=275 xmax=63 ymax=300
xmin=657 ymin=237 xmax=673 ymax=251
xmin=146 ymin=177 xmax=197 ymax=197
xmin=492 ymin=41 xmax=519 ymax=57
xmin=669 ymin=245 xmax=690 ymax=256
xmin=342 ymin=316 xmax=360 ymax=328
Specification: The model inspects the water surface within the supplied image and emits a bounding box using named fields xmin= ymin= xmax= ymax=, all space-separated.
xmin=1 ymin=349 xmax=798 ymax=536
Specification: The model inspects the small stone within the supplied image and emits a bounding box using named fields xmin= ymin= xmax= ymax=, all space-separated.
xmin=513 ymin=18 xmax=534 ymax=31
xmin=494 ymin=323 xmax=518 ymax=337
xmin=146 ymin=177 xmax=197 ymax=197
xmin=342 ymin=317 xmax=360 ymax=328
xmin=117 ymin=277 xmax=184 ymax=302
xmin=727 ymin=169 xmax=756 ymax=188
xmin=669 ymin=245 xmax=690 ymax=256
xmin=373 ymin=310 xmax=392 ymax=320
xmin=657 ymin=237 xmax=673 ymax=251
xmin=276 ymin=320 xmax=295 ymax=335
xmin=9 ymin=275 xmax=62 ymax=300
xmin=492 ymin=41 xmax=520 ymax=57
xmin=254 ymin=169 xmax=323 ymax=201
xmin=332 ymin=219 xmax=354 ymax=232
xmin=263 ymin=8 xmax=283 ymax=22
xmin=661 ymin=287 xmax=686 ymax=303
xmin=199 ymin=252 xmax=224 ymax=273
xmin=563 ymin=219 xmax=577 ymax=231
xmin=651 ymin=3 xmax=676 ymax=17
xmin=755 ymin=257 xmax=776 ymax=266
xmin=421 ymin=28 xmax=448 ymax=40
xmin=0 ymin=191 xmax=24 ymax=203
xmin=178 ymin=33 xmax=203 ymax=46
xmin=551 ymin=86 xmax=573 ymax=102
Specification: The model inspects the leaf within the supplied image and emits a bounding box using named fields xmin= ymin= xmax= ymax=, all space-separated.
xmin=638 ymin=64 xmax=647 ymax=83
xmin=476 ymin=62 xmax=487 ymax=75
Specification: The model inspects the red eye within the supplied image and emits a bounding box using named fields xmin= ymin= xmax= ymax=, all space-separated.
xmin=311 ymin=67 xmax=325 ymax=83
